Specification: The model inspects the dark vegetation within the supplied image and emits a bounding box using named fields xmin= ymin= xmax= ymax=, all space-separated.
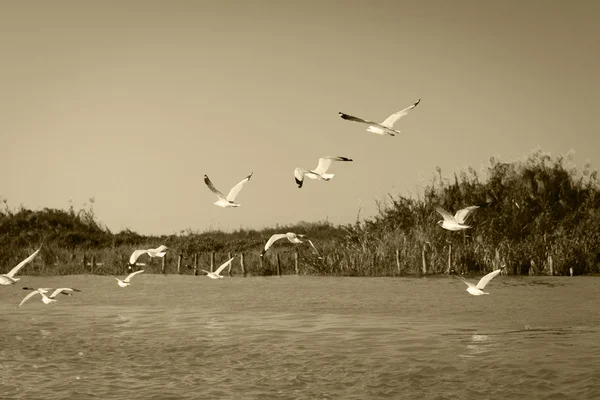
xmin=2 ymin=148 xmax=599 ymax=276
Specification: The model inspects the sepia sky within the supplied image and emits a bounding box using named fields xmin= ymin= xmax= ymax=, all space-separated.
xmin=1 ymin=0 xmax=599 ymax=235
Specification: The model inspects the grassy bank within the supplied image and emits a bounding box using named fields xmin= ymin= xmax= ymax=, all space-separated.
xmin=2 ymin=148 xmax=599 ymax=277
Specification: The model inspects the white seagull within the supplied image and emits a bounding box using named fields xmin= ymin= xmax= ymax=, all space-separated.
xmin=294 ymin=156 xmax=352 ymax=188
xmin=129 ymin=245 xmax=169 ymax=265
xmin=204 ymin=173 xmax=253 ymax=208
xmin=339 ymin=99 xmax=420 ymax=136
xmin=260 ymin=233 xmax=322 ymax=258
xmin=434 ymin=205 xmax=479 ymax=231
xmin=201 ymin=257 xmax=235 ymax=279
xmin=457 ymin=266 xmax=505 ymax=296
xmin=18 ymin=287 xmax=81 ymax=307
xmin=113 ymin=270 xmax=145 ymax=287
xmin=0 ymin=247 xmax=42 ymax=286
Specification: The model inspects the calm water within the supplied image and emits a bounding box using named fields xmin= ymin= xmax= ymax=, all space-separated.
xmin=0 ymin=274 xmax=599 ymax=399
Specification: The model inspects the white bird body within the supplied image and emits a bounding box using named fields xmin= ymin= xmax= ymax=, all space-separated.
xmin=0 ymin=247 xmax=41 ymax=285
xmin=19 ymin=287 xmax=81 ymax=307
xmin=459 ymin=267 xmax=505 ymax=296
xmin=434 ymin=205 xmax=479 ymax=231
xmin=339 ymin=99 xmax=420 ymax=136
xmin=294 ymin=156 xmax=352 ymax=188
xmin=201 ymin=257 xmax=235 ymax=279
xmin=129 ymin=245 xmax=169 ymax=265
xmin=204 ymin=173 xmax=253 ymax=208
xmin=113 ymin=270 xmax=145 ymax=287
xmin=260 ymin=232 xmax=322 ymax=258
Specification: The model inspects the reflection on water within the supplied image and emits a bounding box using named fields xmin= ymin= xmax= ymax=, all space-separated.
xmin=0 ymin=275 xmax=598 ymax=399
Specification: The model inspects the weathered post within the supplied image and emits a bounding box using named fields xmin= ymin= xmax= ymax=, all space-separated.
xmin=161 ymin=254 xmax=166 ymax=274
xmin=395 ymin=248 xmax=401 ymax=275
xmin=569 ymin=267 xmax=573 ymax=276
xmin=210 ymin=251 xmax=215 ymax=273
xmin=91 ymin=255 xmax=96 ymax=273
xmin=177 ymin=254 xmax=182 ymax=274
xmin=548 ymin=255 xmax=553 ymax=276
xmin=447 ymin=243 xmax=452 ymax=274
xmin=227 ymin=252 xmax=233 ymax=276
xmin=82 ymin=254 xmax=87 ymax=271
xmin=294 ymin=249 xmax=299 ymax=275
xmin=276 ymin=253 xmax=281 ymax=276
xmin=240 ymin=252 xmax=246 ymax=277
xmin=421 ymin=244 xmax=427 ymax=275
xmin=193 ymin=253 xmax=198 ymax=276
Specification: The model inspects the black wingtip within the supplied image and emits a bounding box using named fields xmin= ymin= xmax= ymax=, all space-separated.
xmin=414 ymin=99 xmax=421 ymax=107
xmin=295 ymin=178 xmax=303 ymax=188
xmin=260 ymin=250 xmax=266 ymax=257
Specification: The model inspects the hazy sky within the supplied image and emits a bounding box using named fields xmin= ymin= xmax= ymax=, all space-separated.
xmin=1 ymin=1 xmax=599 ymax=235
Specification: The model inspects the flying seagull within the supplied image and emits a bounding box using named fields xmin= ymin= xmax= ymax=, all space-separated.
xmin=0 ymin=247 xmax=42 ymax=286
xmin=260 ymin=233 xmax=322 ymax=258
xmin=201 ymin=257 xmax=235 ymax=279
xmin=204 ymin=172 xmax=253 ymax=208
xmin=113 ymin=270 xmax=145 ymax=287
xmin=18 ymin=287 xmax=81 ymax=307
xmin=129 ymin=245 xmax=170 ymax=265
xmin=339 ymin=99 xmax=420 ymax=136
xmin=434 ymin=205 xmax=479 ymax=231
xmin=294 ymin=156 xmax=352 ymax=188
xmin=457 ymin=266 xmax=505 ymax=296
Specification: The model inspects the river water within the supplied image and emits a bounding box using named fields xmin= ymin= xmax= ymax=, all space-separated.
xmin=0 ymin=274 xmax=598 ymax=399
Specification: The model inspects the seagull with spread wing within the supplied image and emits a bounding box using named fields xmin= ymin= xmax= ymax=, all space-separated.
xmin=434 ymin=205 xmax=479 ymax=231
xmin=201 ymin=257 xmax=235 ymax=279
xmin=339 ymin=99 xmax=420 ymax=136
xmin=456 ymin=266 xmax=505 ymax=295
xmin=129 ymin=245 xmax=170 ymax=265
xmin=0 ymin=247 xmax=42 ymax=286
xmin=260 ymin=232 xmax=322 ymax=258
xmin=294 ymin=156 xmax=352 ymax=188
xmin=18 ymin=287 xmax=81 ymax=307
xmin=113 ymin=270 xmax=145 ymax=287
xmin=204 ymin=172 xmax=253 ymax=207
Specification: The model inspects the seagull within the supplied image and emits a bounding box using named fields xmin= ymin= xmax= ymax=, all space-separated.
xmin=204 ymin=173 xmax=253 ymax=208
xmin=339 ymin=99 xmax=420 ymax=136
xmin=457 ymin=266 xmax=505 ymax=296
xmin=294 ymin=156 xmax=352 ymax=188
xmin=18 ymin=287 xmax=81 ymax=307
xmin=0 ymin=247 xmax=42 ymax=285
xmin=434 ymin=205 xmax=479 ymax=231
xmin=260 ymin=233 xmax=322 ymax=258
xmin=201 ymin=257 xmax=235 ymax=279
xmin=129 ymin=245 xmax=169 ymax=265
xmin=113 ymin=270 xmax=145 ymax=287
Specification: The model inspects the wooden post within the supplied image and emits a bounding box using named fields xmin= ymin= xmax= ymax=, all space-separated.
xmin=91 ymin=255 xmax=96 ymax=272
xmin=161 ymin=254 xmax=166 ymax=274
xmin=395 ymin=248 xmax=401 ymax=275
xmin=240 ymin=252 xmax=246 ymax=277
xmin=569 ymin=267 xmax=573 ymax=276
xmin=210 ymin=251 xmax=215 ymax=273
xmin=276 ymin=253 xmax=281 ymax=276
xmin=177 ymin=254 xmax=182 ymax=274
xmin=227 ymin=252 xmax=233 ymax=276
xmin=548 ymin=255 xmax=553 ymax=276
xmin=193 ymin=253 xmax=198 ymax=276
xmin=82 ymin=254 xmax=87 ymax=270
xmin=294 ymin=249 xmax=299 ymax=275
xmin=447 ymin=243 xmax=452 ymax=274
xmin=421 ymin=244 xmax=427 ymax=275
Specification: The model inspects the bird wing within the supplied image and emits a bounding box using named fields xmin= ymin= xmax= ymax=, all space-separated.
xmin=49 ymin=288 xmax=81 ymax=298
xmin=6 ymin=247 xmax=41 ymax=278
xmin=150 ymin=245 xmax=168 ymax=254
xmin=300 ymin=236 xmax=322 ymax=258
xmin=454 ymin=206 xmax=480 ymax=224
xmin=204 ymin=175 xmax=226 ymax=200
xmin=226 ymin=172 xmax=253 ymax=202
xmin=339 ymin=112 xmax=399 ymax=134
xmin=476 ymin=269 xmax=503 ymax=289
xmin=313 ymin=156 xmax=353 ymax=175
xmin=124 ymin=270 xmax=145 ymax=283
xmin=434 ymin=205 xmax=456 ymax=222
xmin=380 ymin=99 xmax=421 ymax=128
xmin=129 ymin=249 xmax=149 ymax=265
xmin=18 ymin=290 xmax=41 ymax=307
xmin=456 ymin=276 xmax=477 ymax=289
xmin=261 ymin=234 xmax=288 ymax=255
xmin=214 ymin=257 xmax=235 ymax=275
